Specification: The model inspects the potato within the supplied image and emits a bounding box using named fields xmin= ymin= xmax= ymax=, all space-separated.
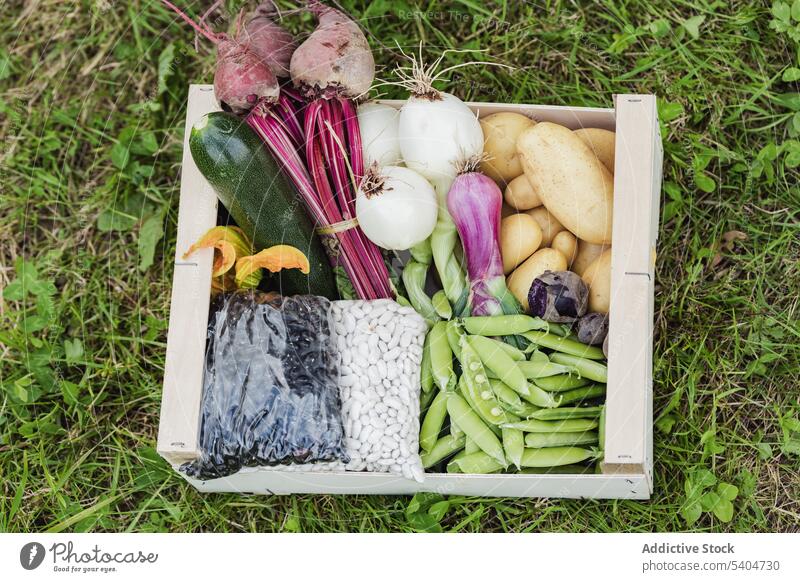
xmin=581 ymin=249 xmax=612 ymax=313
xmin=504 ymin=174 xmax=542 ymax=211
xmin=518 ymin=122 xmax=614 ymax=244
xmin=480 ymin=112 xmax=536 ymax=185
xmin=525 ymin=206 xmax=565 ymax=246
xmin=551 ymin=230 xmax=578 ymax=266
xmin=500 ymin=214 xmax=543 ymax=275
xmin=571 ymin=240 xmax=610 ymax=276
xmin=507 ymin=248 xmax=567 ymax=310
xmin=501 ymin=202 xmax=517 ymax=219
xmin=574 ymin=128 xmax=615 ymax=173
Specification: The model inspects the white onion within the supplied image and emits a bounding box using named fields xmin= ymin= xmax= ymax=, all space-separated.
xmin=355 ymin=166 xmax=438 ymax=251
xmin=357 ymin=102 xmax=403 ymax=167
xmin=398 ymin=92 xmax=484 ymax=182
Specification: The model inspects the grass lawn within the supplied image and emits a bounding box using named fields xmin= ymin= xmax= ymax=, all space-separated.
xmin=1 ymin=0 xmax=799 ymax=533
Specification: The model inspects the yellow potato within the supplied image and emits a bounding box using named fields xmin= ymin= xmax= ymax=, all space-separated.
xmin=525 ymin=206 xmax=565 ymax=246
xmin=551 ymin=230 xmax=578 ymax=266
xmin=480 ymin=112 xmax=536 ymax=185
xmin=573 ymin=128 xmax=615 ymax=173
xmin=507 ymin=248 xmax=567 ymax=310
xmin=518 ymin=122 xmax=614 ymax=244
xmin=500 ymin=214 xmax=543 ymax=275
xmin=504 ymin=174 xmax=542 ymax=211
xmin=571 ymin=240 xmax=610 ymax=276
xmin=581 ymin=249 xmax=612 ymax=313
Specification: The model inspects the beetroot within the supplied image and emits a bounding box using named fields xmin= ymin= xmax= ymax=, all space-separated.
xmin=289 ymin=1 xmax=375 ymax=97
xmin=242 ymin=1 xmax=296 ymax=78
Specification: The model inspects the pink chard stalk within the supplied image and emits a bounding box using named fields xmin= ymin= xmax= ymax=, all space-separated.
xmin=447 ymin=161 xmax=520 ymax=316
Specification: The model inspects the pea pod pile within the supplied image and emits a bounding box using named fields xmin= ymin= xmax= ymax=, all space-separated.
xmin=418 ymin=314 xmax=607 ymax=474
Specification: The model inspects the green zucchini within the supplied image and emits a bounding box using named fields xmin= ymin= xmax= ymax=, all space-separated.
xmin=189 ymin=112 xmax=336 ymax=297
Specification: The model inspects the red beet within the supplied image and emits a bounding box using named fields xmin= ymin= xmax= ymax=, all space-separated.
xmin=289 ymin=1 xmax=375 ymax=98
xmin=241 ymin=1 xmax=296 ymax=78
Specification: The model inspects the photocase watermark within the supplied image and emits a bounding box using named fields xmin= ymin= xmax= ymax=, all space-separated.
xmin=19 ymin=541 xmax=159 ymax=574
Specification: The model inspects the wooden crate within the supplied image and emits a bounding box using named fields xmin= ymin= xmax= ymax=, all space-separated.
xmin=157 ymin=84 xmax=661 ymax=499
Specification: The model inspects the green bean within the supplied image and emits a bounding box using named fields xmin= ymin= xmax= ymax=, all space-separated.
xmin=468 ymin=335 xmax=530 ymax=396
xmin=558 ymin=383 xmax=606 ymax=405
xmin=501 ymin=418 xmax=599 ymax=433
xmin=519 ymin=464 xmax=595 ymax=475
xmin=445 ymin=319 xmax=464 ymax=361
xmin=464 ymin=436 xmax=480 ymax=455
xmin=432 ymin=290 xmax=453 ymax=320
xmin=524 ymin=431 xmax=599 ymax=448
xmin=420 ymin=331 xmax=434 ymax=394
xmin=447 ymin=393 xmax=507 ymax=466
xmin=549 ymin=352 xmax=608 ymax=383
xmin=530 ymin=406 xmax=603 ymax=421
xmin=421 ymin=434 xmax=466 ymax=468
xmin=457 ymin=338 xmax=508 ymax=425
xmin=448 ymin=451 xmax=505 ymax=474
xmin=462 ymin=314 xmax=549 ymax=336
xmin=520 ymin=447 xmax=595 ymax=467
xmin=488 ymin=379 xmax=523 ymax=409
xmin=419 ymin=390 xmax=449 ymax=452
xmin=522 ymin=331 xmax=605 ymax=360
xmin=533 ymin=374 xmax=591 ymax=392
xmin=429 ymin=321 xmax=456 ymax=391
xmin=502 ymin=427 xmax=524 ymax=469
xmin=520 ymin=383 xmax=560 ymax=408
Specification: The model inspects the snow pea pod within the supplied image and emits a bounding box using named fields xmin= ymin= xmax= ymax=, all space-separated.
xmin=420 ymin=390 xmax=449 ymax=452
xmin=464 ymin=436 xmax=480 ymax=454
xmin=489 ymin=337 xmax=526 ymax=361
xmin=432 ymin=290 xmax=453 ymax=320
xmin=516 ymin=360 xmax=576 ymax=379
xmin=549 ymin=352 xmax=608 ymax=383
xmin=531 ymin=406 xmax=603 ymax=421
xmin=421 ymin=433 xmax=466 ymax=468
xmin=519 ymin=383 xmax=561 ymax=408
xmin=447 ymin=392 xmax=507 ymax=466
xmin=501 ymin=418 xmax=599 ymax=433
xmin=445 ymin=319 xmax=464 ymax=361
xmin=520 ymin=446 xmax=595 ymax=467
xmin=468 ymin=335 xmax=530 ymax=396
xmin=557 ymin=383 xmax=606 ymax=406
xmin=447 ymin=450 xmax=505 ymax=474
xmin=420 ymin=330 xmax=434 ymax=394
xmin=488 ymin=379 xmax=523 ymax=409
xmin=462 ymin=314 xmax=549 ymax=336
xmin=502 ymin=427 xmax=524 ymax=469
xmin=429 ymin=321 xmax=456 ymax=391
xmin=524 ymin=431 xmax=599 ymax=448
xmin=458 ymin=338 xmax=507 ymax=425
xmin=522 ymin=331 xmax=605 ymax=360
xmin=533 ymin=374 xmax=591 ymax=392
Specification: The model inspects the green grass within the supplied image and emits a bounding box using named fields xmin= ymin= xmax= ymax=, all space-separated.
xmin=1 ymin=0 xmax=799 ymax=532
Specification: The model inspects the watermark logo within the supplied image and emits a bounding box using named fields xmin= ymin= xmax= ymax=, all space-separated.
xmin=20 ymin=542 xmax=46 ymax=570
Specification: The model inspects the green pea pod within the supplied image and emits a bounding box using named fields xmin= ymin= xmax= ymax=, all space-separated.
xmin=486 ymin=337 xmax=526 ymax=361
xmin=549 ymin=353 xmax=608 ymax=383
xmin=432 ymin=290 xmax=453 ymax=320
xmin=462 ymin=315 xmax=549 ymax=336
xmin=516 ymin=360 xmax=576 ymax=379
xmin=429 ymin=321 xmax=456 ymax=391
xmin=529 ymin=350 xmax=550 ymax=363
xmin=524 ymin=431 xmax=599 ymax=448
xmin=598 ymin=405 xmax=606 ymax=453
xmin=522 ymin=331 xmax=605 ymax=360
xmin=501 ymin=418 xmax=599 ymax=433
xmin=530 ymin=406 xmax=603 ymax=421
xmin=420 ymin=390 xmax=449 ymax=452
xmin=445 ymin=319 xmax=464 ymax=361
xmin=450 ymin=418 xmax=465 ymax=439
xmin=459 ymin=377 xmax=501 ymax=435
xmin=520 ymin=383 xmax=561 ymax=408
xmin=468 ymin=335 xmax=529 ymax=396
xmin=447 ymin=392 xmax=507 ymax=466
xmin=419 ymin=383 xmax=437 ymax=416
xmin=502 ymin=427 xmax=524 ymax=469
xmin=449 ymin=450 xmax=505 ymax=474
xmin=458 ymin=337 xmax=507 ymax=425
xmin=421 ymin=434 xmax=466 ymax=468
xmin=520 ymin=446 xmax=595 ymax=467
xmin=488 ymin=379 xmax=523 ymax=409
xmin=533 ymin=374 xmax=591 ymax=392
xmin=464 ymin=436 xmax=480 ymax=455
xmin=420 ymin=331 xmax=434 ymax=394
xmin=558 ymin=383 xmax=606 ymax=406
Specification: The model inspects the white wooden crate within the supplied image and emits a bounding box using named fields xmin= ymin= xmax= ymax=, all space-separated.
xmin=157 ymin=84 xmax=661 ymax=499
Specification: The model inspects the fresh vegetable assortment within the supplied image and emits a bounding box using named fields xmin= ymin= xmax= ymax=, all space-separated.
xmin=166 ymin=1 xmax=621 ymax=481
